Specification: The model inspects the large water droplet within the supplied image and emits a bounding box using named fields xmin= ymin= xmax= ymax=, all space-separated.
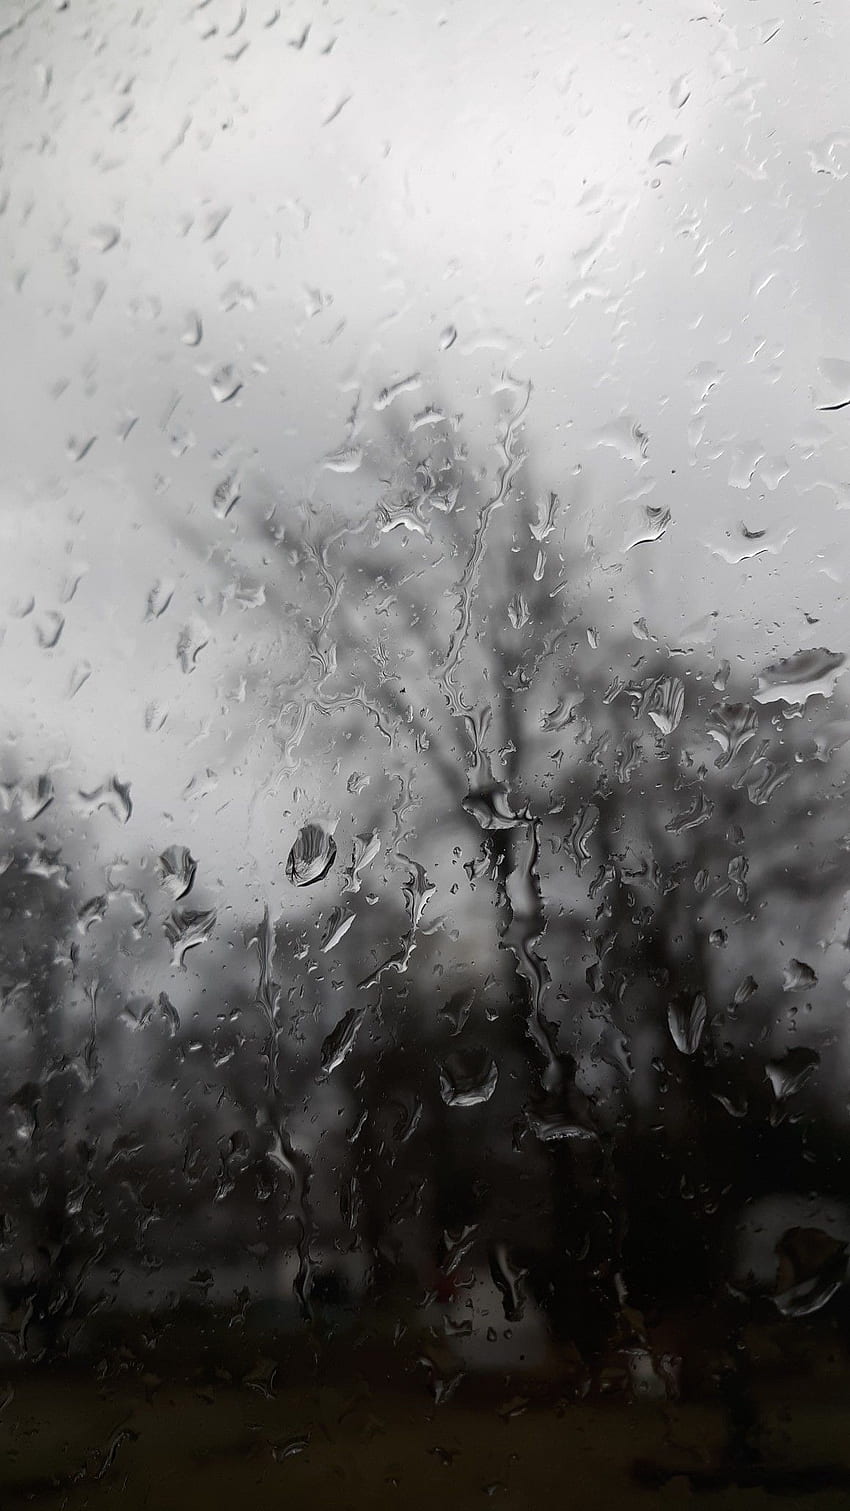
xmin=156 ymin=844 xmax=198 ymax=900
xmin=439 ymin=1047 xmax=498 ymax=1107
xmin=755 ymin=648 xmax=845 ymax=706
xmin=286 ymin=824 xmax=337 ymax=886
xmin=667 ymin=992 xmax=707 ymax=1055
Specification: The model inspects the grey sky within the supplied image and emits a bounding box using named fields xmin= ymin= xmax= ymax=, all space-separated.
xmin=1 ymin=0 xmax=850 ymax=926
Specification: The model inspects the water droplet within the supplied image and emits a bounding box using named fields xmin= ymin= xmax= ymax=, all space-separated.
xmin=177 ymin=620 xmax=209 ymax=672
xmin=438 ymin=989 xmax=474 ymax=1037
xmin=667 ymin=992 xmax=707 ymax=1055
xmin=181 ymin=311 xmax=203 ymax=346
xmin=322 ymin=444 xmax=362 ymax=473
xmin=755 ymin=648 xmax=845 ymax=706
xmin=650 ymin=133 xmax=686 ymax=167
xmin=35 ymin=611 xmax=64 ymax=648
xmin=707 ymin=701 xmax=759 ymax=766
xmin=815 ymin=357 xmax=850 ymax=411
xmin=489 ymin=1244 xmax=526 ymax=1322
xmin=526 ymin=1111 xmax=598 ymax=1144
xmin=766 ymin=1046 xmax=819 ymax=1101
xmin=200 ymin=205 xmax=230 ymax=241
xmin=666 ymin=790 xmax=714 ymax=834
xmin=508 ymin=594 xmax=529 ymax=629
xmin=164 ymin=907 xmax=216 ymax=968
xmin=19 ymin=774 xmax=54 ymax=821
xmin=156 ymin=844 xmax=197 ymax=900
xmin=89 ymin=223 xmax=120 ymax=253
xmin=565 ymin=802 xmax=599 ymax=875
xmin=212 ymin=472 xmax=241 ymax=518
xmin=145 ymin=579 xmax=175 ymax=620
xmin=783 ymin=958 xmax=818 ymax=992
xmin=625 ymin=504 xmax=671 ymax=551
xmin=67 ymin=660 xmax=91 ymax=698
xmin=463 ymin=786 xmax=529 ymax=831
xmin=774 ymin=1229 xmax=847 ymax=1317
xmin=286 ymin=823 xmax=337 ymax=886
xmin=374 ymin=373 xmax=421 ymax=410
xmin=210 ymin=364 xmax=242 ymax=403
xmin=66 ymin=435 xmax=96 ymax=462
xmin=272 ymin=1435 xmax=310 ymax=1462
xmin=145 ymin=992 xmax=181 ymax=1036
xmin=645 ymin=675 xmax=684 ymax=734
xmin=320 ymin=906 xmax=355 ymax=953
xmin=343 ymin=831 xmax=380 ymax=893
xmin=320 ymin=1005 xmax=366 ymax=1075
xmin=439 ymin=1047 xmax=498 ymax=1107
xmin=145 ymin=700 xmax=169 ymax=731
xmin=77 ymin=777 xmax=132 ymax=824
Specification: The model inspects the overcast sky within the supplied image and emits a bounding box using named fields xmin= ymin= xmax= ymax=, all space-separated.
xmin=2 ymin=0 xmax=850 ymax=931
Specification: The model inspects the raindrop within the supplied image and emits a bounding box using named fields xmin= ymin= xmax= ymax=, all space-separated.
xmin=322 ymin=444 xmax=362 ymax=474
xmin=439 ymin=1047 xmax=498 ymax=1107
xmin=286 ymin=823 xmax=337 ymax=886
xmin=19 ymin=774 xmax=54 ymax=821
xmin=343 ymin=831 xmax=380 ymax=893
xmin=164 ymin=907 xmax=217 ymax=968
xmin=177 ymin=620 xmax=209 ymax=672
xmin=565 ymin=802 xmax=599 ymax=875
xmin=766 ymin=1046 xmax=819 ymax=1101
xmin=463 ymin=786 xmax=529 ymax=831
xmin=212 ymin=472 xmax=241 ymax=518
xmin=320 ymin=1005 xmax=366 ymax=1076
xmin=625 ymin=504 xmax=671 ymax=551
xmin=200 ymin=205 xmax=230 ymax=241
xmin=508 ymin=594 xmax=529 ymax=629
xmin=707 ymin=701 xmax=759 ymax=766
xmin=134 ymin=992 xmax=181 ymax=1037
xmin=89 ymin=223 xmax=120 ymax=252
xmin=526 ymin=1111 xmax=598 ymax=1144
xmin=645 ymin=674 xmax=684 ymax=734
xmin=210 ymin=363 xmax=242 ymax=403
xmin=77 ymin=776 xmax=132 ymax=824
xmin=35 ymin=611 xmax=64 ymax=648
xmin=438 ymin=989 xmax=473 ymax=1037
xmin=755 ymin=648 xmax=845 ymax=707
xmin=156 ymin=844 xmax=198 ymax=900
xmin=374 ymin=373 xmax=421 ymax=410
xmin=783 ymin=958 xmax=818 ymax=992
xmin=181 ymin=311 xmax=203 ymax=346
xmin=815 ymin=357 xmax=850 ymax=411
xmin=145 ymin=579 xmax=175 ymax=619
xmin=67 ymin=660 xmax=91 ymax=698
xmin=667 ymin=992 xmax=707 ymax=1055
xmin=66 ymin=435 xmax=96 ymax=462
xmin=321 ymin=906 xmax=355 ymax=953
xmin=489 ymin=1244 xmax=526 ymax=1322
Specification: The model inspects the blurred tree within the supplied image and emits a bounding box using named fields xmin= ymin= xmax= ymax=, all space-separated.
xmin=162 ymin=379 xmax=850 ymax=1406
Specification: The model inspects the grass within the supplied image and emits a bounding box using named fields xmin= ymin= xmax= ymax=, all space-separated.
xmin=3 ymin=1359 xmax=850 ymax=1511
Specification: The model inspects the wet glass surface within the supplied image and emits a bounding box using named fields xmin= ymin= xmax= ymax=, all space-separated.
xmin=3 ymin=2 xmax=850 ymax=1505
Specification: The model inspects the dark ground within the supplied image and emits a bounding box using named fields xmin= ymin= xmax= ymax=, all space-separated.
xmin=3 ymin=1332 xmax=850 ymax=1511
